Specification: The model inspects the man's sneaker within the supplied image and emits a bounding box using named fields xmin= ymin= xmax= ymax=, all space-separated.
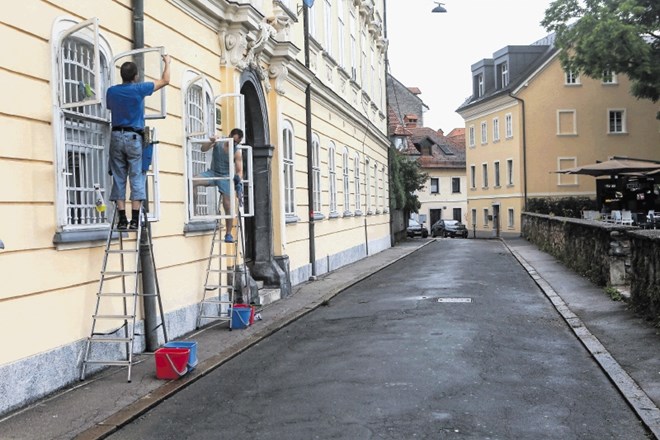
xmin=224 ymin=233 xmax=234 ymax=243
xmin=117 ymin=218 xmax=128 ymax=230
xmin=129 ymin=219 xmax=139 ymax=230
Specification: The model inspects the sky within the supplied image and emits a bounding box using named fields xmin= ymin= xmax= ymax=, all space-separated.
xmin=385 ymin=0 xmax=555 ymax=132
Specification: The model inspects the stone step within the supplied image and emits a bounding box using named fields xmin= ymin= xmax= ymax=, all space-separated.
xmin=255 ymin=280 xmax=264 ymax=289
xmin=258 ymin=288 xmax=281 ymax=306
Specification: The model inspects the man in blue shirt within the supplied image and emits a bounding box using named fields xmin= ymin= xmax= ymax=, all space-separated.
xmin=106 ymin=54 xmax=171 ymax=229
xmin=194 ymin=128 xmax=244 ymax=242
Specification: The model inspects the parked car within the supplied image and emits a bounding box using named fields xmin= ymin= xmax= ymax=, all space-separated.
xmin=431 ymin=219 xmax=468 ymax=238
xmin=407 ymin=219 xmax=428 ymax=238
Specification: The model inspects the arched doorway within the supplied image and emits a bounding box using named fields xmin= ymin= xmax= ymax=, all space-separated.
xmin=239 ymin=70 xmax=289 ymax=296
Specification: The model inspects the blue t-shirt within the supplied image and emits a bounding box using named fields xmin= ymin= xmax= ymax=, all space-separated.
xmin=106 ymin=82 xmax=155 ymax=129
xmin=211 ymin=143 xmax=239 ymax=175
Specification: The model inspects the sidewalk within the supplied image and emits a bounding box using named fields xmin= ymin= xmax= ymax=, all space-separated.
xmin=0 ymin=240 xmax=431 ymax=440
xmin=2 ymin=237 xmax=660 ymax=439
xmin=504 ymin=237 xmax=660 ymax=438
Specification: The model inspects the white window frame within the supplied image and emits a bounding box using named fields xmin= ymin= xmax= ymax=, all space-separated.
xmin=381 ymin=165 xmax=388 ymax=213
xmin=470 ymin=165 xmax=476 ymax=189
xmin=494 ymin=161 xmax=500 ymax=187
xmin=565 ymin=70 xmax=580 ymax=85
xmin=500 ymin=62 xmax=509 ymax=87
xmin=112 ymin=47 xmax=167 ymax=120
xmin=480 ymin=121 xmax=488 ymax=144
xmin=602 ymin=69 xmax=617 ymax=84
xmin=506 ymin=159 xmax=514 ymax=186
xmin=374 ymin=163 xmax=380 ymax=214
xmin=608 ymin=109 xmax=627 ymax=134
xmin=508 ymin=208 xmax=515 ymax=228
xmin=309 ymin=2 xmax=317 ymax=38
xmin=468 ymin=125 xmax=475 ymax=147
xmin=482 ymin=163 xmax=489 ymax=188
xmin=342 ymin=148 xmax=351 ymax=215
xmin=556 ymin=109 xmax=577 ymax=135
xmin=312 ymin=133 xmax=322 ymax=215
xmin=328 ymin=142 xmax=338 ymax=216
xmin=354 ymin=153 xmax=362 ymax=214
xmin=557 ymin=157 xmax=578 ymax=186
xmin=53 ymin=17 xmax=112 ymax=231
xmin=430 ymin=177 xmax=439 ymax=194
xmin=451 ymin=177 xmax=461 ymax=194
xmin=505 ymin=113 xmax=513 ymax=139
xmin=493 ymin=117 xmax=500 ymax=142
xmin=283 ymin=120 xmax=296 ymax=217
xmin=349 ymin=11 xmax=357 ymax=76
xmin=477 ymin=73 xmax=484 ymax=97
xmin=324 ymin=0 xmax=333 ymax=56
xmin=361 ymin=28 xmax=368 ymax=86
xmin=365 ymin=158 xmax=372 ymax=214
xmin=337 ymin=0 xmax=345 ymax=67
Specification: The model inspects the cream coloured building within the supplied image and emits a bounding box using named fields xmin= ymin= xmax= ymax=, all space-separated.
xmin=457 ymin=34 xmax=660 ymax=238
xmin=0 ymin=0 xmax=391 ymax=414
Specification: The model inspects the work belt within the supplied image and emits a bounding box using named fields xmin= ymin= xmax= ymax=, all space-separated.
xmin=112 ymin=126 xmax=144 ymax=136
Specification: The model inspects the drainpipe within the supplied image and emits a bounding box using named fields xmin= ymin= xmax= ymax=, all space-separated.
xmin=133 ymin=0 xmax=159 ymax=352
xmin=510 ymin=93 xmax=528 ymax=211
xmin=303 ymin=5 xmax=317 ymax=279
xmin=383 ymin=0 xmax=395 ymax=246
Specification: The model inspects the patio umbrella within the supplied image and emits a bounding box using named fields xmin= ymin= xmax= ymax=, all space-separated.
xmin=555 ymin=158 xmax=660 ymax=176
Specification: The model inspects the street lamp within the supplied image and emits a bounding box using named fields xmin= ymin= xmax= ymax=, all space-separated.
xmin=432 ymin=2 xmax=447 ymax=13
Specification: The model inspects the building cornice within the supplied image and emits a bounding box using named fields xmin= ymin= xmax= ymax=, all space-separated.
xmin=458 ymin=95 xmax=518 ymax=122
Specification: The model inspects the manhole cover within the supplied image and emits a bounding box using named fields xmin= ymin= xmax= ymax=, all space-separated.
xmin=437 ymin=297 xmax=472 ymax=303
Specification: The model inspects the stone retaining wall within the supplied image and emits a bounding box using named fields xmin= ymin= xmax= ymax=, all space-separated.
xmin=521 ymin=213 xmax=660 ymax=321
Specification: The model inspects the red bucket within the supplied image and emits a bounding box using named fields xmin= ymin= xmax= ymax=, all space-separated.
xmin=232 ymin=304 xmax=255 ymax=325
xmin=154 ymin=347 xmax=190 ymax=380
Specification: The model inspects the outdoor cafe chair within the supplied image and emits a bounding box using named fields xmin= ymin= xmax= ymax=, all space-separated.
xmin=620 ymin=210 xmax=633 ymax=225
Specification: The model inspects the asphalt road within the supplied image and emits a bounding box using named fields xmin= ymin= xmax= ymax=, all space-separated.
xmin=108 ymin=239 xmax=650 ymax=439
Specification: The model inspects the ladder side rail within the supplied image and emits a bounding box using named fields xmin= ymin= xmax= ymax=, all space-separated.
xmin=146 ymin=219 xmax=168 ymax=343
xmin=80 ymin=208 xmax=119 ymax=381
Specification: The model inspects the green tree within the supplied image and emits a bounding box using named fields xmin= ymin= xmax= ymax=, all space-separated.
xmin=542 ymin=0 xmax=660 ymax=106
xmin=389 ymin=150 xmax=428 ymax=213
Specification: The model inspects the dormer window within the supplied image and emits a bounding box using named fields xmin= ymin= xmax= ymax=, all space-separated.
xmin=477 ymin=73 xmax=484 ymax=97
xmin=499 ymin=62 xmax=509 ymax=88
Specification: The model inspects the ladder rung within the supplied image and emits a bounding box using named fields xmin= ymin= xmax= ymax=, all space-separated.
xmin=200 ymin=299 xmax=233 ymax=304
xmin=103 ymin=271 xmax=139 ymax=277
xmin=106 ymin=249 xmax=138 ymax=254
xmin=208 ymin=269 xmax=235 ymax=274
xmin=204 ymin=285 xmax=234 ymax=291
xmin=93 ymin=314 xmax=134 ymax=320
xmin=88 ymin=336 xmax=132 ymax=342
xmin=199 ymin=315 xmax=230 ymax=320
xmin=98 ymin=293 xmax=136 ymax=297
xmin=84 ymin=360 xmax=131 ymax=366
xmin=98 ymin=292 xmax=158 ymax=297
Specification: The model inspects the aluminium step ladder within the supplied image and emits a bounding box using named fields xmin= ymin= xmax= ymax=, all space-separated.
xmin=196 ymin=203 xmax=249 ymax=329
xmin=80 ymin=204 xmax=168 ymax=382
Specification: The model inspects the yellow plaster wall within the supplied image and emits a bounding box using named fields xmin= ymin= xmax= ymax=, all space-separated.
xmin=519 ymin=57 xmax=660 ymax=196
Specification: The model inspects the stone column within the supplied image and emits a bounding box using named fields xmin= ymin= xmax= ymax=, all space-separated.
xmin=249 ymin=144 xmax=291 ymax=297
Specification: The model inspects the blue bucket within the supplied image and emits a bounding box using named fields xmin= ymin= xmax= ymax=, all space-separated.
xmin=230 ymin=307 xmax=251 ymax=330
xmin=163 ymin=341 xmax=198 ymax=369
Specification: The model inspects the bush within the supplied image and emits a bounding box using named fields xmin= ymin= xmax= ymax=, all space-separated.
xmin=527 ymin=197 xmax=597 ymax=218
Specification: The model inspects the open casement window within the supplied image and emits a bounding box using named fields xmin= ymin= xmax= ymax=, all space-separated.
xmin=185 ymin=86 xmax=251 ymax=222
xmin=54 ymin=18 xmax=111 ymax=231
xmin=111 ymin=47 xmax=167 ymax=119
xmin=57 ymin=18 xmax=103 ymax=110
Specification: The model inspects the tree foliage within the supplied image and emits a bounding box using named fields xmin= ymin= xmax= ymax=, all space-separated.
xmin=389 ymin=150 xmax=428 ymax=213
xmin=542 ymin=0 xmax=660 ymax=105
